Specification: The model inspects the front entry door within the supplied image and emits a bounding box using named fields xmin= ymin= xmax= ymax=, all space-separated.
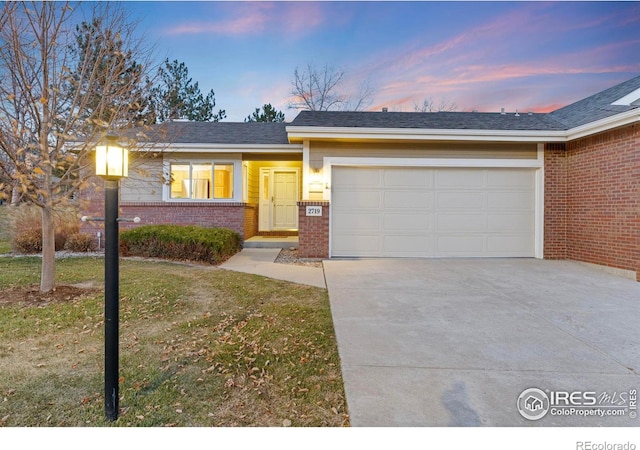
xmin=258 ymin=168 xmax=299 ymax=231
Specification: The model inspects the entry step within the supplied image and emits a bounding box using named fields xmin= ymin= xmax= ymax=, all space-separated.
xmin=243 ymin=236 xmax=299 ymax=249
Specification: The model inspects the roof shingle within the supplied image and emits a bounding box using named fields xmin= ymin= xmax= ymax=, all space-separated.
xmin=133 ymin=121 xmax=290 ymax=145
xmin=289 ymin=110 xmax=567 ymax=131
xmin=549 ymin=75 xmax=640 ymax=128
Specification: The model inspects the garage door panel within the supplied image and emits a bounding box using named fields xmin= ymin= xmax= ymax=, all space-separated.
xmin=383 ymin=213 xmax=433 ymax=231
xmin=436 ymin=191 xmax=485 ymax=210
xmin=332 ymin=234 xmax=380 ymax=257
xmin=333 ymin=212 xmax=380 ymax=232
xmin=384 ymin=168 xmax=433 ymax=188
xmin=436 ymin=235 xmax=485 ymax=254
xmin=384 ymin=235 xmax=431 ymax=255
xmin=435 ymin=169 xmax=484 ymax=188
xmin=331 ymin=166 xmax=536 ymax=258
xmin=487 ymin=169 xmax=535 ymax=188
xmin=332 ymin=190 xmax=381 ymax=209
xmin=333 ymin=167 xmax=380 ymax=187
xmin=436 ymin=213 xmax=486 ymax=231
xmin=384 ymin=191 xmax=432 ymax=209
xmin=487 ymin=235 xmax=534 ymax=255
xmin=488 ymin=214 xmax=535 ymax=232
xmin=487 ymin=192 xmax=534 ymax=210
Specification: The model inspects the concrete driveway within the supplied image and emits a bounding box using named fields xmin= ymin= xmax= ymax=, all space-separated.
xmin=323 ymin=258 xmax=640 ymax=426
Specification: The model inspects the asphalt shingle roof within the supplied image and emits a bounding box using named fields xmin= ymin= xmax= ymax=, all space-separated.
xmin=549 ymin=75 xmax=640 ymax=128
xmin=290 ymin=75 xmax=640 ymax=132
xmin=289 ymin=110 xmax=567 ymax=131
xmin=125 ymin=75 xmax=640 ymax=145
xmin=134 ymin=121 xmax=290 ymax=145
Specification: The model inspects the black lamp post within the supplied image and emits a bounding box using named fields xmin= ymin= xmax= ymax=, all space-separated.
xmin=95 ymin=133 xmax=128 ymax=422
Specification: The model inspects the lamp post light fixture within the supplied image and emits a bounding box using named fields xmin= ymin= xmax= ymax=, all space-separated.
xmin=95 ymin=132 xmax=128 ymax=422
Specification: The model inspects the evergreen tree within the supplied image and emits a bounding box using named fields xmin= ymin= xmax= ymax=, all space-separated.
xmin=245 ymin=103 xmax=285 ymax=122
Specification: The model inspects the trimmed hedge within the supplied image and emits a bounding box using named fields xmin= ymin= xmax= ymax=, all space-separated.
xmin=120 ymin=224 xmax=241 ymax=265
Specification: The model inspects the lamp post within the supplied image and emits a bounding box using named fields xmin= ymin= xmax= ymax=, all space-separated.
xmin=95 ymin=132 xmax=128 ymax=422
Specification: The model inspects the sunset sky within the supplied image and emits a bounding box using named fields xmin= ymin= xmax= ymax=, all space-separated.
xmin=123 ymin=1 xmax=640 ymax=121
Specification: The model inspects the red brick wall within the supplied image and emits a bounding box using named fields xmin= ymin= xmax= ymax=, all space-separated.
xmin=546 ymin=124 xmax=639 ymax=281
xmin=566 ymin=125 xmax=639 ymax=281
xmin=243 ymin=204 xmax=258 ymax=239
xmin=297 ymin=201 xmax=330 ymax=258
xmin=79 ymin=175 xmax=255 ymax=245
xmin=544 ymin=143 xmax=567 ymax=259
xmin=119 ymin=202 xmax=254 ymax=239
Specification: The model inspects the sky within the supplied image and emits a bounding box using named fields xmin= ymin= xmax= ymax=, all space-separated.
xmin=122 ymin=1 xmax=640 ymax=122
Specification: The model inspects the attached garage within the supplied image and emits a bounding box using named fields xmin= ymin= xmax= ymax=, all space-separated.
xmin=331 ymin=165 xmax=539 ymax=258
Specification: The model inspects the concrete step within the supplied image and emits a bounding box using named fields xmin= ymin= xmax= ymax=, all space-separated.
xmin=243 ymin=236 xmax=299 ymax=249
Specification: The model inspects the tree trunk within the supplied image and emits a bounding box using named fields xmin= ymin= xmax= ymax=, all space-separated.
xmin=40 ymin=206 xmax=56 ymax=292
xmin=11 ymin=184 xmax=20 ymax=205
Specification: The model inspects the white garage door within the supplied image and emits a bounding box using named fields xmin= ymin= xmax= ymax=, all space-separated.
xmin=331 ymin=166 xmax=536 ymax=257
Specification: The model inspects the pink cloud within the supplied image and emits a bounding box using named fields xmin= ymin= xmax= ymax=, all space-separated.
xmin=165 ymin=2 xmax=326 ymax=37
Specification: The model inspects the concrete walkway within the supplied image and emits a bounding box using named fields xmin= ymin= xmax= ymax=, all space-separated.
xmin=220 ymin=248 xmax=326 ymax=288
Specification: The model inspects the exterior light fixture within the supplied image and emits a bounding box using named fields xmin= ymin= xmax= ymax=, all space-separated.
xmin=95 ymin=133 xmax=128 ymax=180
xmin=95 ymin=131 xmax=128 ymax=422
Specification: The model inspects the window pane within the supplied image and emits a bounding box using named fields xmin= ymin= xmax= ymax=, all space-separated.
xmin=170 ymin=164 xmax=190 ymax=199
xmin=214 ymin=164 xmax=233 ymax=199
xmin=192 ymin=164 xmax=212 ymax=199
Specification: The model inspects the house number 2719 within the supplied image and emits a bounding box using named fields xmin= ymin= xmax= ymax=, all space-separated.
xmin=306 ymin=206 xmax=323 ymax=216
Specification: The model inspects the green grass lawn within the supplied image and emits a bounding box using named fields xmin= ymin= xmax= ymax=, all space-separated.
xmin=0 ymin=257 xmax=349 ymax=427
xmin=0 ymin=206 xmax=11 ymax=253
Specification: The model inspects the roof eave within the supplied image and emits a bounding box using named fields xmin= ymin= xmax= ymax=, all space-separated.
xmin=138 ymin=143 xmax=303 ymax=153
xmin=565 ymin=108 xmax=640 ymax=141
xmin=286 ymin=126 xmax=567 ymax=143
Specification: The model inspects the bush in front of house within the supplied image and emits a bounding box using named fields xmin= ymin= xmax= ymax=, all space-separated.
xmin=120 ymin=224 xmax=241 ymax=264
xmin=64 ymin=232 xmax=96 ymax=252
xmin=9 ymin=204 xmax=79 ymax=254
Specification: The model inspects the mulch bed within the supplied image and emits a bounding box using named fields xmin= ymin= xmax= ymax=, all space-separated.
xmin=0 ymin=285 xmax=99 ymax=307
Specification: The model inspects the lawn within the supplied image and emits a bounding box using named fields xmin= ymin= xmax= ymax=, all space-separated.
xmin=0 ymin=206 xmax=10 ymax=254
xmin=0 ymin=256 xmax=349 ymax=427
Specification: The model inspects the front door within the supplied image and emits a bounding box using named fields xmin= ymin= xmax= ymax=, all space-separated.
xmin=259 ymin=168 xmax=299 ymax=231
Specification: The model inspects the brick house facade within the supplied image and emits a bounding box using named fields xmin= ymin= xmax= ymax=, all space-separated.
xmin=80 ymin=76 xmax=640 ymax=281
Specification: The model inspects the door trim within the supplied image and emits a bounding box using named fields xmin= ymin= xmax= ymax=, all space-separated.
xmin=258 ymin=167 xmax=300 ymax=231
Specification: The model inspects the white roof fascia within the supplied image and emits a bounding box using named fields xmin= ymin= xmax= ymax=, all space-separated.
xmin=565 ymin=108 xmax=640 ymax=141
xmin=286 ymin=126 xmax=567 ymax=143
xmin=140 ymin=143 xmax=303 ymax=153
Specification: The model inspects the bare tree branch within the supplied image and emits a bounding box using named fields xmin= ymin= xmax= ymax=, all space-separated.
xmin=288 ymin=64 xmax=373 ymax=111
xmin=414 ymin=97 xmax=458 ymax=112
xmin=0 ymin=1 xmax=154 ymax=291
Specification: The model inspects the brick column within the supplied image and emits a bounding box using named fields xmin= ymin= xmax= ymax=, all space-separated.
xmin=543 ymin=143 xmax=567 ymax=259
xmin=297 ymin=201 xmax=330 ymax=259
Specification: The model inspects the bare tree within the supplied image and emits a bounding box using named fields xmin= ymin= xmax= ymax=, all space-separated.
xmin=288 ymin=64 xmax=374 ymax=111
xmin=0 ymin=2 xmax=153 ymax=292
xmin=414 ymin=97 xmax=458 ymax=112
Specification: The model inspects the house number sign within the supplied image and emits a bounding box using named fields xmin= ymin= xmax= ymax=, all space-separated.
xmin=306 ymin=206 xmax=323 ymax=216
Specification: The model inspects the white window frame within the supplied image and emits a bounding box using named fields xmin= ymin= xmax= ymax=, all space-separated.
xmin=162 ymin=159 xmax=242 ymax=202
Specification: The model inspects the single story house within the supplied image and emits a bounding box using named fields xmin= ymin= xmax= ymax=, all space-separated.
xmin=80 ymin=75 xmax=640 ymax=281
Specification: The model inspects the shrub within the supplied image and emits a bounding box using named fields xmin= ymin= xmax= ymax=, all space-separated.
xmin=120 ymin=224 xmax=241 ymax=264
xmin=9 ymin=204 xmax=80 ymax=254
xmin=64 ymin=232 xmax=96 ymax=252
xmin=13 ymin=227 xmax=43 ymax=253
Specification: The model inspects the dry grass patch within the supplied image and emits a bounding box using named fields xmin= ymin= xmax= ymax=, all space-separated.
xmin=0 ymin=258 xmax=349 ymax=427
